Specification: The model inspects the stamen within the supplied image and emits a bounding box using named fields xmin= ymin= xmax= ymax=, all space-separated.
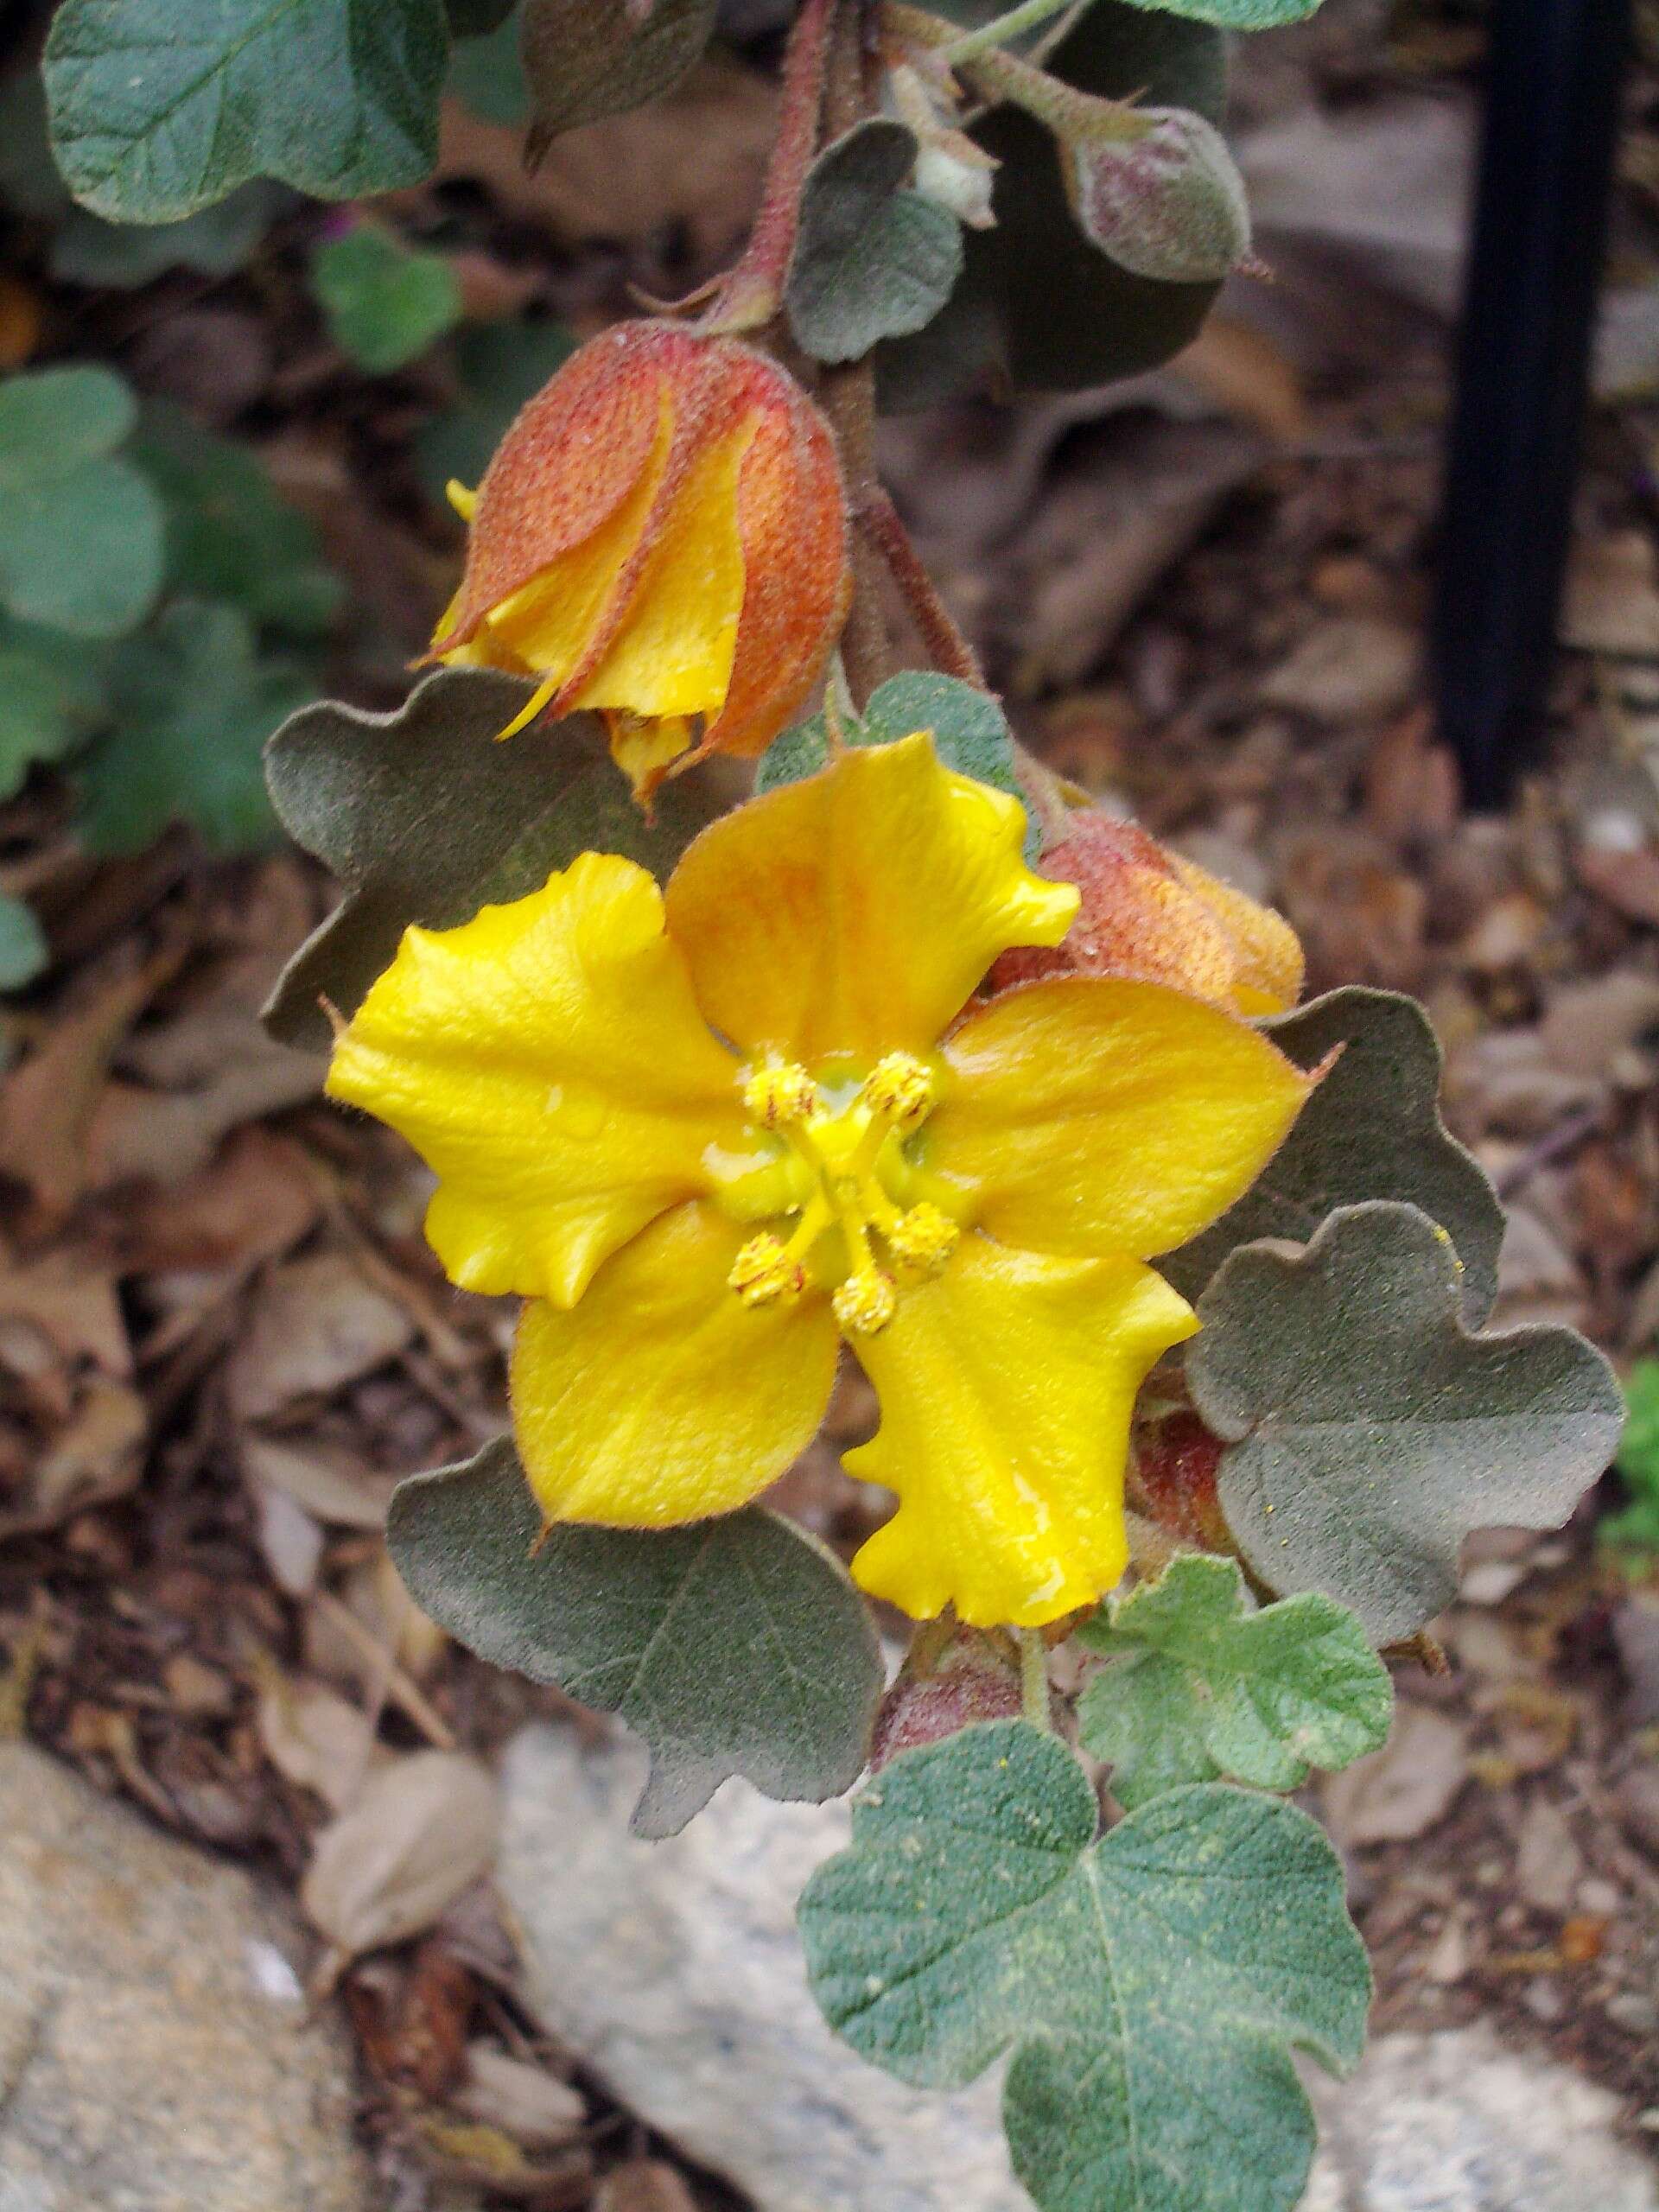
xmin=885 ymin=1199 xmax=959 ymax=1275
xmin=742 ymin=1062 xmax=819 ymax=1128
xmin=862 ymin=1052 xmax=937 ymax=1129
xmin=728 ymin=1233 xmax=806 ymax=1307
xmin=833 ymin=1267 xmax=898 ymax=1335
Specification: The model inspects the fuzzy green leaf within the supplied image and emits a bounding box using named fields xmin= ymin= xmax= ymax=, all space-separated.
xmin=0 ymin=368 xmax=165 ymax=639
xmin=756 ymin=672 xmax=1036 ymax=858
xmin=312 ymin=226 xmax=465 ymax=375
xmin=43 ymin=0 xmax=449 ymax=222
xmin=79 ymin=601 xmax=310 ymax=855
xmin=1189 ymin=1202 xmax=1625 ymax=1643
xmin=787 ymin=120 xmax=964 ymax=365
xmin=390 ymin=1436 xmax=883 ymax=1837
xmin=1165 ymin=986 xmax=1506 ymax=1324
xmin=0 ymin=898 xmax=48 ymax=992
xmin=521 ymin=0 xmax=715 ymax=162
xmin=135 ymin=404 xmax=342 ymax=638
xmin=262 ymin=665 xmax=719 ymax=1052
xmin=878 ymin=1 xmax=1227 ymax=404
xmin=800 ymin=1720 xmax=1370 ymax=2212
xmin=416 ymin=321 xmax=576 ymax=498
xmin=1076 ymin=1554 xmax=1392 ymax=1806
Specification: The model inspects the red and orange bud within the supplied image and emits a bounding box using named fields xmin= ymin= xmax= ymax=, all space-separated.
xmin=1127 ymin=1406 xmax=1232 ymax=1553
xmin=432 ymin=321 xmax=850 ymax=801
xmin=988 ymin=810 xmax=1304 ymax=1016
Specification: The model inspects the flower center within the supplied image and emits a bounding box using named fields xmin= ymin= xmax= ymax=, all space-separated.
xmin=713 ymin=1052 xmax=959 ymax=1335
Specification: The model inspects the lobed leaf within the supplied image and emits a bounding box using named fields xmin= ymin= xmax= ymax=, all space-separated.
xmin=521 ymin=0 xmax=716 ymax=162
xmin=787 ymin=120 xmax=965 ymax=365
xmin=756 ymin=671 xmax=1036 ymax=858
xmin=1164 ymin=985 xmax=1506 ymax=1323
xmin=1188 ymin=1202 xmax=1626 ymax=1643
xmin=1117 ymin=0 xmax=1323 ymax=25
xmin=0 ymin=616 xmax=111 ymax=802
xmin=1076 ymin=1552 xmax=1392 ymax=1806
xmin=311 ymin=226 xmax=465 ymax=376
xmin=800 ymin=1720 xmax=1370 ymax=2212
xmin=0 ymin=368 xmax=164 ymax=639
xmin=389 ymin=1437 xmax=883 ymax=1837
xmin=79 ymin=601 xmax=311 ymax=855
xmin=53 ymin=181 xmax=291 ymax=289
xmin=135 ymin=403 xmax=343 ymax=638
xmin=44 ymin=0 xmax=450 ymax=222
xmin=262 ymin=666 xmax=720 ymax=1052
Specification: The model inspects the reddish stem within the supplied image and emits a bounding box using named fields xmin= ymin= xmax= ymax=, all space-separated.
xmin=856 ymin=486 xmax=984 ymax=687
xmin=701 ymin=0 xmax=838 ymax=334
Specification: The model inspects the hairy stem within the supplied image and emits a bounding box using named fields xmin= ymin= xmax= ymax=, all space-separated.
xmin=1019 ymin=1626 xmax=1052 ymax=1730
xmin=935 ymin=0 xmax=1083 ymax=63
xmin=701 ymin=0 xmax=837 ymax=333
xmin=856 ymin=487 xmax=984 ymax=687
xmin=821 ymin=0 xmax=896 ymax=706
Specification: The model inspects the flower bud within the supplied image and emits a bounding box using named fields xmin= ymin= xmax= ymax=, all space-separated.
xmin=1128 ymin=1407 xmax=1232 ymax=1553
xmin=869 ymin=1628 xmax=1024 ymax=1770
xmin=432 ymin=321 xmax=850 ymax=800
xmin=988 ymin=810 xmax=1304 ymax=1015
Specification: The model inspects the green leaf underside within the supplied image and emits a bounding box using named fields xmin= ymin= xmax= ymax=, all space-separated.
xmin=389 ymin=1438 xmax=883 ymax=1837
xmin=1116 ymin=0 xmax=1322 ymax=24
xmin=758 ymin=672 xmax=1038 ymax=861
xmin=0 ymin=369 xmax=164 ymax=639
xmin=521 ymin=0 xmax=716 ymax=161
xmin=312 ymin=227 xmax=465 ymax=375
xmin=448 ymin=12 xmax=532 ymax=125
xmin=1190 ymin=1202 xmax=1626 ymax=1643
xmin=262 ymin=666 xmax=721 ymax=1052
xmin=79 ymin=600 xmax=310 ymax=854
xmin=877 ymin=1 xmax=1227 ymax=404
xmin=1076 ymin=1554 xmax=1391 ymax=1807
xmin=0 ymin=897 xmax=48 ymax=992
xmin=787 ymin=120 xmax=964 ymax=365
xmin=1165 ymin=986 xmax=1506 ymax=1324
xmin=43 ymin=0 xmax=450 ymax=223
xmin=800 ymin=1721 xmax=1370 ymax=2212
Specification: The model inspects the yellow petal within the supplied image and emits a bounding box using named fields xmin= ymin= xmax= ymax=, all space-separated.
xmin=571 ymin=419 xmax=754 ymax=721
xmin=1167 ymin=850 xmax=1304 ymax=1014
xmin=926 ymin=975 xmax=1313 ymax=1260
xmin=327 ymin=855 xmax=743 ymax=1307
xmin=845 ymin=1236 xmax=1195 ymax=1627
xmin=448 ymin=391 xmax=674 ymax=686
xmin=664 ymin=734 xmax=1078 ymax=1064
xmin=511 ymin=1198 xmax=839 ymax=1524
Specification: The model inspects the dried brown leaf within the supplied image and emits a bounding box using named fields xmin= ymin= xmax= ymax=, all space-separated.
xmin=302 ymin=1751 xmax=499 ymax=1961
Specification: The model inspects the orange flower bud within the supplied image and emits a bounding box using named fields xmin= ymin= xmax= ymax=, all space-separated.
xmin=988 ymin=810 xmax=1304 ymax=1015
xmin=432 ymin=321 xmax=850 ymax=801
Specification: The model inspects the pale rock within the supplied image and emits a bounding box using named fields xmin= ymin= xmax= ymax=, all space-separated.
xmin=499 ymin=1727 xmax=1029 ymax=2212
xmin=1301 ymin=2024 xmax=1659 ymax=2210
xmin=1260 ymin=616 xmax=1419 ymax=724
xmin=1514 ymin=1796 xmax=1586 ymax=1915
xmin=502 ymin=1732 xmax=1659 ymax=2212
xmin=1322 ymin=1704 xmax=1469 ymax=1847
xmin=0 ymin=1743 xmax=372 ymax=2212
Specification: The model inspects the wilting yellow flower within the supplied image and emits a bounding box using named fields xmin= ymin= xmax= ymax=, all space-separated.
xmin=990 ymin=810 xmax=1304 ymax=1014
xmin=327 ymin=738 xmax=1313 ymax=1627
xmin=431 ymin=320 xmax=849 ymax=801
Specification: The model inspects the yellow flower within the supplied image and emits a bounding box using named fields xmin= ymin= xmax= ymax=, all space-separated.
xmin=328 ymin=737 xmax=1313 ymax=1627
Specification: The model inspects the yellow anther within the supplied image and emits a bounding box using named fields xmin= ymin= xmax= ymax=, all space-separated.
xmin=742 ymin=1062 xmax=819 ymax=1128
xmin=728 ymin=1233 xmax=805 ymax=1308
xmin=862 ymin=1052 xmax=937 ymax=1129
xmin=885 ymin=1200 xmax=958 ymax=1275
xmin=833 ymin=1266 xmax=897 ymax=1336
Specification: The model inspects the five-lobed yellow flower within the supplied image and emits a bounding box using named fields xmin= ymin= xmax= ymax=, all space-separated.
xmin=327 ymin=736 xmax=1313 ymax=1628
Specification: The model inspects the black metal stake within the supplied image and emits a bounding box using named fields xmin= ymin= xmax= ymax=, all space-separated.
xmin=1432 ymin=0 xmax=1632 ymax=809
